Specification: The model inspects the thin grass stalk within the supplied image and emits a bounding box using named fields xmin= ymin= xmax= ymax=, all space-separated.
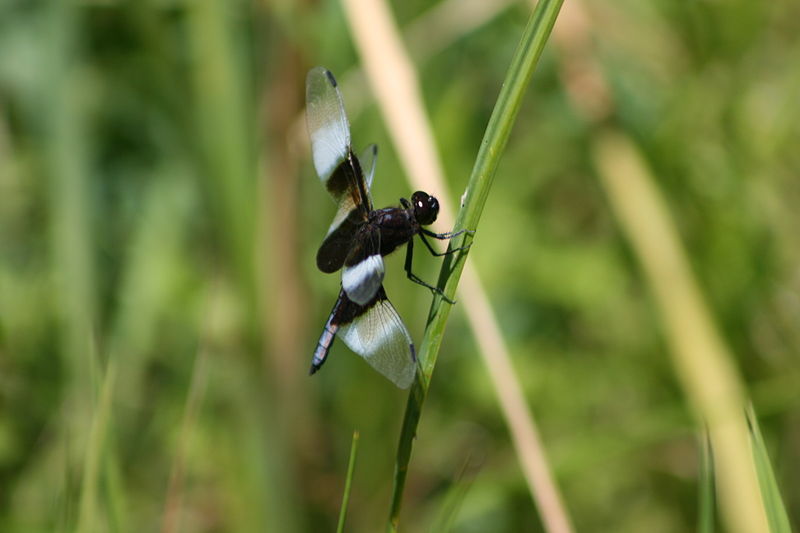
xmin=378 ymin=1 xmax=565 ymax=528
xmin=336 ymin=431 xmax=360 ymax=533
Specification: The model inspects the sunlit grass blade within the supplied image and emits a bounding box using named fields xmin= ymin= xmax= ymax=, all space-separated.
xmin=336 ymin=430 xmax=361 ymax=533
xmin=592 ymin=132 xmax=770 ymax=533
xmin=746 ymin=405 xmax=792 ymax=533
xmin=698 ymin=430 xmax=716 ymax=533
xmin=386 ymin=0 xmax=564 ymax=529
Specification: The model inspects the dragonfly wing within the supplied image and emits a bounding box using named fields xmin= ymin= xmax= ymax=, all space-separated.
xmin=306 ymin=67 xmax=351 ymax=184
xmin=338 ymin=288 xmax=416 ymax=389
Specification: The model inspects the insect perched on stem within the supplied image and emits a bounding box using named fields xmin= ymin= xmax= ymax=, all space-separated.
xmin=306 ymin=67 xmax=470 ymax=388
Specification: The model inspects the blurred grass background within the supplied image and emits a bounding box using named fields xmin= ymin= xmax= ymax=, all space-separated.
xmin=0 ymin=0 xmax=799 ymax=532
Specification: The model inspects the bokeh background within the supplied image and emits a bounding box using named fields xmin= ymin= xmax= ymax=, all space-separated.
xmin=1 ymin=0 xmax=798 ymax=531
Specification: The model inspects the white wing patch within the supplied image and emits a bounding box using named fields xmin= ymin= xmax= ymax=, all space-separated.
xmin=342 ymin=254 xmax=384 ymax=305
xmin=306 ymin=67 xmax=351 ymax=182
xmin=339 ymin=299 xmax=416 ymax=389
xmin=310 ymin=123 xmax=348 ymax=181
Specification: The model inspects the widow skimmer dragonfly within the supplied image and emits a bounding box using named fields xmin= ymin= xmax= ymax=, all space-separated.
xmin=306 ymin=67 xmax=469 ymax=388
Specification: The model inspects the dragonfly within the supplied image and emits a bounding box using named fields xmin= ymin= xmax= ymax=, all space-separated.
xmin=306 ymin=66 xmax=469 ymax=388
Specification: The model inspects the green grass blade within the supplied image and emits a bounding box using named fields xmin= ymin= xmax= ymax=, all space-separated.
xmin=698 ymin=430 xmax=716 ymax=533
xmin=76 ymin=360 xmax=117 ymax=533
xmin=746 ymin=406 xmax=792 ymax=533
xmin=387 ymin=0 xmax=564 ymax=529
xmin=186 ymin=0 xmax=256 ymax=299
xmin=336 ymin=431 xmax=361 ymax=533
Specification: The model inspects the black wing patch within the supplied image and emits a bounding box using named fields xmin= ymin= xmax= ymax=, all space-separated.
xmin=316 ymin=208 xmax=364 ymax=273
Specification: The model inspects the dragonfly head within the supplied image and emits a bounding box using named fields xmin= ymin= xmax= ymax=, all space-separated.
xmin=411 ymin=191 xmax=439 ymax=226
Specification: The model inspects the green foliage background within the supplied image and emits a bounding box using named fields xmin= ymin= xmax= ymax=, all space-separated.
xmin=0 ymin=0 xmax=798 ymax=531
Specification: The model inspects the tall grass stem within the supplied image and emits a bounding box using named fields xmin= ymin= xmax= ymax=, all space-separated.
xmin=340 ymin=0 xmax=565 ymax=528
xmin=336 ymin=431 xmax=360 ymax=533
